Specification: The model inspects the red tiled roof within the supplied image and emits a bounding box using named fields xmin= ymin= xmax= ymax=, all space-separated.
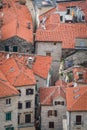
xmin=36 ymin=23 xmax=87 ymax=48
xmin=36 ymin=1 xmax=87 ymax=48
xmin=55 ymin=80 xmax=67 ymax=86
xmin=0 ymin=56 xmax=36 ymax=87
xmin=1 ymin=0 xmax=33 ymax=43
xmin=33 ymin=56 xmax=52 ymax=79
xmin=40 ymin=85 xmax=66 ymax=105
xmin=66 ymin=86 xmax=87 ymax=111
xmin=0 ymin=80 xmax=19 ymax=98
xmin=0 ymin=52 xmax=52 ymax=86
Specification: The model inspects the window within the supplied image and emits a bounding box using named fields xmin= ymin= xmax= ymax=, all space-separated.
xmin=78 ymin=73 xmax=83 ymax=80
xmin=5 ymin=46 xmax=9 ymax=52
xmin=26 ymin=89 xmax=34 ymax=95
xmin=25 ymin=114 xmax=31 ymax=123
xmin=60 ymin=16 xmax=63 ymax=22
xmin=6 ymin=127 xmax=14 ymax=130
xmin=46 ymin=52 xmax=51 ymax=56
xmin=18 ymin=114 xmax=20 ymax=124
xmin=76 ymin=115 xmax=82 ymax=125
xmin=26 ymin=101 xmax=31 ymax=108
xmin=55 ymin=101 xmax=64 ymax=105
xmin=6 ymin=98 xmax=11 ymax=105
xmin=54 ymin=42 xmax=57 ymax=45
xmin=49 ymin=122 xmax=54 ymax=128
xmin=18 ymin=102 xmax=22 ymax=109
xmin=13 ymin=46 xmax=18 ymax=52
xmin=6 ymin=112 xmax=11 ymax=121
xmin=48 ymin=110 xmax=57 ymax=117
xmin=67 ymin=8 xmax=70 ymax=14
xmin=18 ymin=89 xmax=21 ymax=96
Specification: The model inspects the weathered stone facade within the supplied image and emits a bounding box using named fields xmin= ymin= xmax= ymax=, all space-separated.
xmin=67 ymin=111 xmax=87 ymax=130
xmin=41 ymin=97 xmax=66 ymax=130
xmin=35 ymin=42 xmax=62 ymax=84
xmin=0 ymin=36 xmax=33 ymax=53
xmin=17 ymin=85 xmax=35 ymax=127
xmin=0 ymin=96 xmax=18 ymax=130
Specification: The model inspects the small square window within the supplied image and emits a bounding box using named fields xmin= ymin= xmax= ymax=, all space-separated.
xmin=6 ymin=98 xmax=11 ymax=105
xmin=49 ymin=122 xmax=54 ymax=128
xmin=5 ymin=46 xmax=9 ymax=52
xmin=46 ymin=52 xmax=51 ymax=56
xmin=13 ymin=46 xmax=18 ymax=52
xmin=26 ymin=89 xmax=34 ymax=95
xmin=78 ymin=73 xmax=83 ymax=80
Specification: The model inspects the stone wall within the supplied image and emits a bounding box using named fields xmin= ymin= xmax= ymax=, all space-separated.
xmin=41 ymin=97 xmax=66 ymax=130
xmin=35 ymin=42 xmax=62 ymax=84
xmin=0 ymin=36 xmax=33 ymax=53
xmin=0 ymin=96 xmax=18 ymax=130
xmin=67 ymin=111 xmax=87 ymax=130
xmin=17 ymin=85 xmax=35 ymax=125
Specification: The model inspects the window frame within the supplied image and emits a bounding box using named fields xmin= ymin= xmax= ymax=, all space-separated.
xmin=26 ymin=101 xmax=31 ymax=108
xmin=6 ymin=98 xmax=11 ymax=105
xmin=6 ymin=111 xmax=11 ymax=121
xmin=49 ymin=122 xmax=54 ymax=128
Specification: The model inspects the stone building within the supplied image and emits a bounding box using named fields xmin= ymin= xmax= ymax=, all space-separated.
xmin=0 ymin=0 xmax=34 ymax=53
xmin=0 ymin=54 xmax=36 ymax=130
xmin=0 ymin=71 xmax=19 ymax=130
xmin=39 ymin=84 xmax=66 ymax=130
xmin=35 ymin=0 xmax=87 ymax=83
xmin=66 ymin=86 xmax=87 ymax=130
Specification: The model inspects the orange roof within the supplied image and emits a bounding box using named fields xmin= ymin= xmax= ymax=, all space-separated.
xmin=0 ymin=80 xmax=19 ymax=98
xmin=66 ymin=86 xmax=87 ymax=111
xmin=36 ymin=23 xmax=87 ymax=48
xmin=0 ymin=56 xmax=36 ymax=87
xmin=55 ymin=80 xmax=67 ymax=87
xmin=40 ymin=85 xmax=66 ymax=105
xmin=33 ymin=56 xmax=52 ymax=79
xmin=0 ymin=52 xmax=52 ymax=85
xmin=36 ymin=1 xmax=87 ymax=48
xmin=1 ymin=0 xmax=33 ymax=43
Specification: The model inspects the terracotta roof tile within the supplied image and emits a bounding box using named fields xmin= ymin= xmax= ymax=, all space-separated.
xmin=0 ymin=80 xmax=19 ymax=98
xmin=66 ymin=86 xmax=87 ymax=111
xmin=33 ymin=56 xmax=52 ymax=79
xmin=0 ymin=0 xmax=33 ymax=43
xmin=40 ymin=85 xmax=66 ymax=105
xmin=36 ymin=1 xmax=87 ymax=48
xmin=0 ymin=52 xmax=52 ymax=85
xmin=0 ymin=56 xmax=36 ymax=87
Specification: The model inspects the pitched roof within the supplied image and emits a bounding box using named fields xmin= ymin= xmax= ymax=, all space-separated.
xmin=1 ymin=0 xmax=33 ymax=43
xmin=0 ymin=80 xmax=19 ymax=98
xmin=36 ymin=1 xmax=87 ymax=48
xmin=33 ymin=56 xmax=52 ymax=79
xmin=0 ymin=56 xmax=36 ymax=87
xmin=40 ymin=85 xmax=66 ymax=105
xmin=0 ymin=52 xmax=52 ymax=86
xmin=66 ymin=86 xmax=87 ymax=111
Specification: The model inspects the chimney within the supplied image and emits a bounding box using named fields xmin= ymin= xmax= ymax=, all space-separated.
xmin=27 ymin=56 xmax=35 ymax=69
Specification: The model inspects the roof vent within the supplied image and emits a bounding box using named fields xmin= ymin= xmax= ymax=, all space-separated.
xmin=73 ymin=87 xmax=80 ymax=93
xmin=10 ymin=67 xmax=15 ymax=72
xmin=74 ymin=94 xmax=80 ymax=99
